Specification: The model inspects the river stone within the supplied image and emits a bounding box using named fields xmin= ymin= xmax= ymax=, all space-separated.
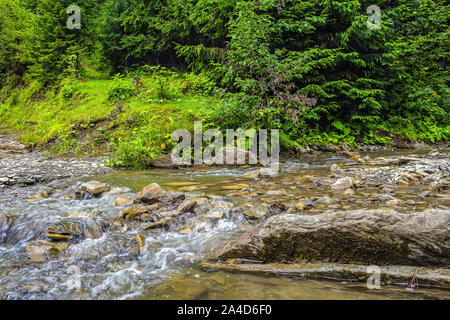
xmin=330 ymin=177 xmax=353 ymax=190
xmin=45 ymin=218 xmax=103 ymax=240
xmin=343 ymin=188 xmax=355 ymax=196
xmin=149 ymin=154 xmax=188 ymax=168
xmin=243 ymin=205 xmax=269 ymax=220
xmin=25 ymin=241 xmax=69 ymax=262
xmin=137 ymin=183 xmax=185 ymax=204
xmin=264 ymin=190 xmax=285 ymax=196
xmin=114 ymin=195 xmax=135 ymax=206
xmin=330 ymin=164 xmax=342 ymax=173
xmin=176 ymin=200 xmax=197 ymax=214
xmin=80 ymin=180 xmax=110 ymax=195
xmin=119 ymin=204 xmax=154 ymax=220
xmin=217 ymin=209 xmax=450 ymax=266
xmin=243 ymin=167 xmax=277 ymax=179
xmin=202 ymin=208 xmax=226 ymax=220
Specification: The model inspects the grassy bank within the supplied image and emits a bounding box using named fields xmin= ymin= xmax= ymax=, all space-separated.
xmin=0 ymin=67 xmax=224 ymax=168
xmin=1 ymin=65 xmax=448 ymax=169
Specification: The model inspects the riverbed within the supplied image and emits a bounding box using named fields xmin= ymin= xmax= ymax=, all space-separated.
xmin=0 ymin=146 xmax=449 ymax=300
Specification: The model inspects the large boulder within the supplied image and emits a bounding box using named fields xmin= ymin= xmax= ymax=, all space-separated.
xmin=217 ymin=209 xmax=450 ymax=267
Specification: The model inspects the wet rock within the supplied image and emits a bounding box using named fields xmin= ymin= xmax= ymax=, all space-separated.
xmin=243 ymin=205 xmax=269 ymax=220
xmin=243 ymin=167 xmax=277 ymax=179
xmin=45 ymin=218 xmax=103 ymax=240
xmin=202 ymin=208 xmax=226 ymax=220
xmin=176 ymin=200 xmax=197 ymax=214
xmin=118 ymin=204 xmax=155 ymax=220
xmin=199 ymin=262 xmax=450 ymax=288
xmin=316 ymin=196 xmax=335 ymax=205
xmin=80 ymin=180 xmax=110 ymax=195
xmin=149 ymin=154 xmax=179 ymax=168
xmin=377 ymin=194 xmax=398 ymax=202
xmin=428 ymin=150 xmax=441 ymax=157
xmin=140 ymin=213 xmax=153 ymax=222
xmin=330 ymin=177 xmax=353 ymax=190
xmin=153 ymin=200 xmax=197 ymax=220
xmin=267 ymin=200 xmax=287 ymax=213
xmin=142 ymin=218 xmax=173 ymax=230
xmin=25 ymin=241 xmax=69 ymax=262
xmin=136 ymin=234 xmax=146 ymax=253
xmin=114 ymin=195 xmax=135 ymax=206
xmin=296 ymin=199 xmax=313 ymax=211
xmin=217 ymin=209 xmax=450 ymax=266
xmin=264 ymin=190 xmax=285 ymax=196
xmin=368 ymin=157 xmax=415 ymax=166
xmin=330 ymin=164 xmax=342 ymax=174
xmin=386 ymin=199 xmax=402 ymax=206
xmin=137 ymin=183 xmax=185 ymax=204
xmin=228 ymin=190 xmax=257 ymax=197
xmin=429 ymin=179 xmax=445 ymax=191
xmin=47 ymin=233 xmax=72 ymax=241
xmin=343 ymin=188 xmax=355 ymax=197
xmin=179 ymin=227 xmax=193 ymax=234
xmin=419 ymin=190 xmax=432 ymax=200
xmin=222 ymin=184 xmax=249 ymax=190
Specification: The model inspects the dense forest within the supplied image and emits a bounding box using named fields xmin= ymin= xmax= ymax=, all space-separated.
xmin=0 ymin=0 xmax=448 ymax=168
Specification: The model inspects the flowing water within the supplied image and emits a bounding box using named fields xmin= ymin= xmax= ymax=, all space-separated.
xmin=0 ymin=151 xmax=449 ymax=300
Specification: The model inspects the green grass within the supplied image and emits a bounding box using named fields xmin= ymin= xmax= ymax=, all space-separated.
xmin=0 ymin=68 xmax=222 ymax=168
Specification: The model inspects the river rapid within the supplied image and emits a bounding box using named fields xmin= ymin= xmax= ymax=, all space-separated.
xmin=0 ymin=148 xmax=449 ymax=300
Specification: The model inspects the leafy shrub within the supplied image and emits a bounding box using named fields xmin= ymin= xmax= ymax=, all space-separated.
xmin=60 ymin=79 xmax=80 ymax=100
xmin=108 ymin=74 xmax=136 ymax=100
xmin=179 ymin=73 xmax=216 ymax=95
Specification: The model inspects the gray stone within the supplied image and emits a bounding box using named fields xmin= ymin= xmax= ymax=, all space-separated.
xmin=80 ymin=180 xmax=110 ymax=195
xmin=330 ymin=177 xmax=353 ymax=190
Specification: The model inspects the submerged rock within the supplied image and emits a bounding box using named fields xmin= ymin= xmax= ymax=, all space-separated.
xmin=217 ymin=209 xmax=450 ymax=266
xmin=25 ymin=241 xmax=69 ymax=262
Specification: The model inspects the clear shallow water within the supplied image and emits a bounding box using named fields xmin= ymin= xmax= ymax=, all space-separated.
xmin=0 ymin=151 xmax=448 ymax=300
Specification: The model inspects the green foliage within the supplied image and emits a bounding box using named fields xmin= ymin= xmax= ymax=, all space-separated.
xmin=0 ymin=0 xmax=448 ymax=169
xmin=108 ymin=74 xmax=136 ymax=100
xmin=179 ymin=73 xmax=216 ymax=95
xmin=60 ymin=79 xmax=80 ymax=100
